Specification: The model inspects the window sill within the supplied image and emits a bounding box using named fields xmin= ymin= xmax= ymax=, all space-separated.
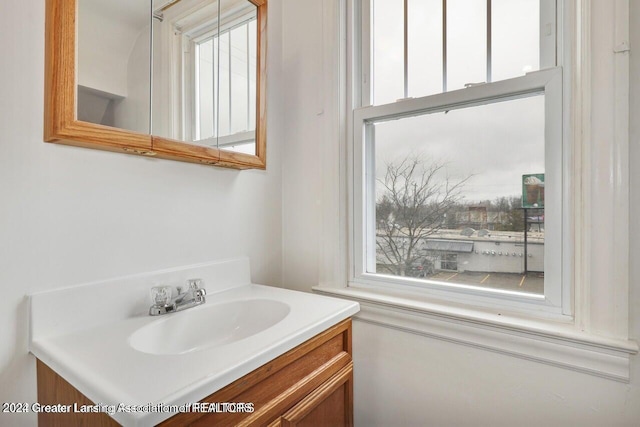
xmin=312 ymin=285 xmax=638 ymax=383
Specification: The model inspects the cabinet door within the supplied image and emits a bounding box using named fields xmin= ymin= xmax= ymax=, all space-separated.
xmin=45 ymin=0 xmax=267 ymax=169
xmin=276 ymin=363 xmax=353 ymax=427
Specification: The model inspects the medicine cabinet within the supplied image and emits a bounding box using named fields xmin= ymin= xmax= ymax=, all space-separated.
xmin=44 ymin=0 xmax=267 ymax=169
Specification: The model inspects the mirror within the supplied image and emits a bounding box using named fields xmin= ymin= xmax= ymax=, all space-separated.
xmin=45 ymin=0 xmax=267 ymax=169
xmin=77 ymin=0 xmax=152 ymax=134
xmin=151 ymin=0 xmax=258 ymax=156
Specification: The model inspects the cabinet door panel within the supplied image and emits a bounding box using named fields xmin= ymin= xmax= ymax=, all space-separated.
xmin=279 ymin=363 xmax=353 ymax=427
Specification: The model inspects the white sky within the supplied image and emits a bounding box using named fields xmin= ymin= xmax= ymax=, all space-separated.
xmin=375 ymin=94 xmax=545 ymax=202
xmin=372 ymin=0 xmax=546 ymax=202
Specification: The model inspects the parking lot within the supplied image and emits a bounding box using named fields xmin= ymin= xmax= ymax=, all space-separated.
xmin=425 ymin=270 xmax=544 ymax=295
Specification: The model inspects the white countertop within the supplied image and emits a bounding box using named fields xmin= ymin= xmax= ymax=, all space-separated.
xmin=28 ymin=258 xmax=359 ymax=426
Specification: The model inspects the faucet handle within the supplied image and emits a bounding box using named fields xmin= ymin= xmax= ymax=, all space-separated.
xmin=187 ymin=279 xmax=204 ymax=290
xmin=150 ymin=286 xmax=173 ymax=306
xmin=187 ymin=279 xmax=206 ymax=302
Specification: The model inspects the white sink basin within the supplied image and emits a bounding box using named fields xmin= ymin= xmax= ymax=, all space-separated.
xmin=129 ymin=299 xmax=290 ymax=355
xmin=29 ymin=258 xmax=361 ymax=427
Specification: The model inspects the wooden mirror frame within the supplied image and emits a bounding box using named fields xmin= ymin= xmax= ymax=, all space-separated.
xmin=44 ymin=0 xmax=267 ymax=170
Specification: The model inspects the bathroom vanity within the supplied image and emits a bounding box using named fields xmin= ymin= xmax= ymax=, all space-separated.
xmin=29 ymin=258 xmax=359 ymax=426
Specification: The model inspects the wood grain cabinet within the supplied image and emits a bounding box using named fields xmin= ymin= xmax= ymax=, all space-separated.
xmin=268 ymin=363 xmax=353 ymax=427
xmin=36 ymin=319 xmax=353 ymax=427
xmin=45 ymin=0 xmax=268 ymax=170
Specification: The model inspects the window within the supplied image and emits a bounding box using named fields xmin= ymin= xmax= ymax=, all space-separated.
xmin=152 ymin=1 xmax=259 ymax=154
xmin=321 ymin=0 xmax=636 ymax=382
xmin=352 ymin=0 xmax=565 ymax=315
xmin=192 ymin=12 xmax=257 ymax=153
xmin=366 ymin=0 xmax=556 ymax=104
xmin=440 ymin=253 xmax=458 ymax=271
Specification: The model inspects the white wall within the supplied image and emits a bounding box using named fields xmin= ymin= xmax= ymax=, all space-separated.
xmin=112 ymin=26 xmax=151 ymax=133
xmin=279 ymin=0 xmax=640 ymax=426
xmin=77 ymin=1 xmax=140 ymax=97
xmin=281 ymin=0 xmax=345 ymax=293
xmin=629 ymin=0 xmax=640 ymax=421
xmin=459 ymin=241 xmax=544 ymax=273
xmin=353 ymin=320 xmax=639 ymax=426
xmin=0 ymin=1 xmax=283 ymax=426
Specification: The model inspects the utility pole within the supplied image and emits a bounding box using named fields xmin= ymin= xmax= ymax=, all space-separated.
xmin=523 ymin=208 xmax=528 ymax=274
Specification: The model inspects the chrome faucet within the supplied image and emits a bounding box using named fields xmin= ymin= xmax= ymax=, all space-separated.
xmin=149 ymin=279 xmax=207 ymax=316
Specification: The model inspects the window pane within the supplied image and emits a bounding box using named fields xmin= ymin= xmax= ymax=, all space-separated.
xmin=372 ymin=0 xmax=404 ymax=105
xmin=492 ymin=0 xmax=540 ymax=81
xmin=230 ymin=25 xmax=249 ymax=135
xmin=407 ymin=0 xmax=443 ymax=98
xmin=249 ymin=19 xmax=257 ymax=131
xmin=446 ymin=0 xmax=487 ymax=91
xmin=217 ymin=32 xmax=231 ymax=137
xmin=197 ymin=39 xmax=215 ymax=141
xmin=368 ymin=0 xmax=549 ymax=102
xmin=372 ymin=94 xmax=545 ymax=295
xmin=220 ymin=143 xmax=256 ymax=154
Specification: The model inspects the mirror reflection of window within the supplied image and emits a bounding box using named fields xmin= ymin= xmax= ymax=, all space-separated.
xmin=196 ymin=6 xmax=257 ymax=154
xmin=152 ymin=0 xmax=258 ymax=155
xmin=77 ymin=0 xmax=152 ymax=133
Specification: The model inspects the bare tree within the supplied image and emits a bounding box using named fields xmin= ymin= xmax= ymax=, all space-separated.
xmin=376 ymin=155 xmax=471 ymax=277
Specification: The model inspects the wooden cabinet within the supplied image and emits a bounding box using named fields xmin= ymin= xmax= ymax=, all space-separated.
xmin=269 ymin=364 xmax=353 ymax=427
xmin=36 ymin=319 xmax=353 ymax=427
xmin=44 ymin=0 xmax=268 ymax=170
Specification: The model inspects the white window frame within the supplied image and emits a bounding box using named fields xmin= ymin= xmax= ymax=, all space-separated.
xmin=313 ymin=0 xmax=637 ymax=383
xmin=352 ymin=0 xmax=567 ymax=318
